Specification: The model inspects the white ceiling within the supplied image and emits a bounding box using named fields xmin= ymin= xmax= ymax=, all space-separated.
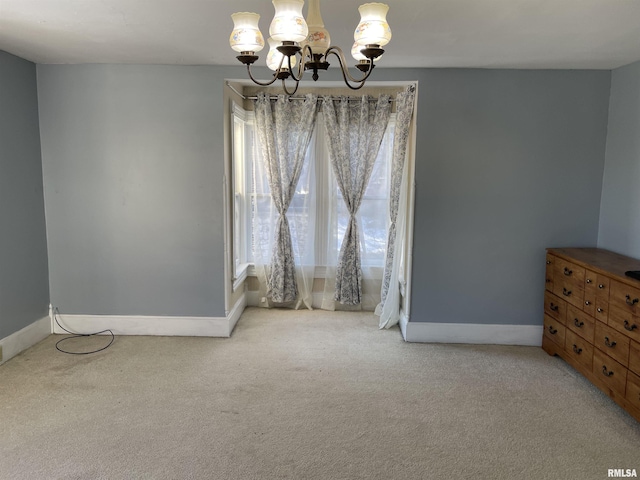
xmin=1 ymin=0 xmax=640 ymax=70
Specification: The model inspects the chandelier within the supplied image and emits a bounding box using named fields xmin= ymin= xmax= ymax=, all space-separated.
xmin=229 ymin=0 xmax=391 ymax=94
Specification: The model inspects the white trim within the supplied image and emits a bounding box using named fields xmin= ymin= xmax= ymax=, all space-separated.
xmin=399 ymin=309 xmax=409 ymax=341
xmin=404 ymin=322 xmax=543 ymax=346
xmin=232 ymin=263 xmax=249 ymax=292
xmin=227 ymin=292 xmax=246 ymax=335
xmin=246 ymin=291 xmax=381 ymax=312
xmin=246 ymin=290 xmax=329 ymax=309
xmin=0 ymin=316 xmax=51 ymax=365
xmin=403 ymin=83 xmax=418 ymax=324
xmin=52 ymin=293 xmax=247 ymax=339
xmin=245 ymin=265 xmax=384 ymax=281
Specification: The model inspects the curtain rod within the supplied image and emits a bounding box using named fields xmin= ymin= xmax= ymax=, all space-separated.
xmin=226 ymin=81 xmax=409 ymax=102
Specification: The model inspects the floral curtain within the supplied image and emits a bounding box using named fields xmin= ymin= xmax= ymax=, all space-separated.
xmin=376 ymin=84 xmax=416 ymax=328
xmin=254 ymin=93 xmax=319 ymax=304
xmin=322 ymin=95 xmax=391 ymax=305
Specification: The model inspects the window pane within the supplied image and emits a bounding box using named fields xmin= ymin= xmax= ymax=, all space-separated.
xmin=250 ymin=128 xmax=270 ymax=195
xmin=359 ymin=198 xmax=389 ymax=266
xmin=251 ymin=194 xmax=273 ymax=262
xmin=364 ymin=122 xmax=394 ymax=198
xmin=333 ymin=121 xmax=393 ymax=267
xmin=245 ymin=112 xmax=395 ymax=269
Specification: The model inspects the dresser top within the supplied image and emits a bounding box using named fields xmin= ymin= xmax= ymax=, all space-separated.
xmin=548 ymin=247 xmax=640 ymax=288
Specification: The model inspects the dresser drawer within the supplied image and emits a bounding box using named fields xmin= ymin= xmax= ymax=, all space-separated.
xmin=595 ymin=299 xmax=609 ymax=324
xmin=544 ymin=291 xmax=566 ymax=324
xmin=610 ymin=280 xmax=640 ymax=316
xmin=586 ymin=272 xmax=611 ymax=299
xmin=630 ymin=340 xmax=640 ymax=377
xmin=554 ymin=258 xmax=585 ymax=284
xmin=594 ymin=321 xmax=630 ymax=367
xmin=543 ymin=314 xmax=566 ymax=348
xmin=566 ymin=304 xmax=595 ymax=343
xmin=608 ymin=306 xmax=640 ymax=344
xmin=565 ymin=329 xmax=593 ymax=371
xmin=552 ymin=277 xmax=584 ymax=310
xmin=626 ymin=371 xmax=640 ymax=411
xmin=545 ymin=254 xmax=555 ymax=292
xmin=595 ymin=275 xmax=611 ymax=299
xmin=593 ymin=348 xmax=628 ymax=396
xmin=583 ymin=291 xmax=596 ymax=317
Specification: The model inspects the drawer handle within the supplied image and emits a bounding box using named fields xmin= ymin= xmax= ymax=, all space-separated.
xmin=572 ymin=344 xmax=582 ymax=354
xmin=585 ymin=301 xmax=591 ymax=306
xmin=574 ymin=318 xmax=584 ymax=328
xmin=564 ymin=267 xmax=572 ymax=276
xmin=604 ymin=336 xmax=617 ymax=348
xmin=545 ymin=278 xmax=551 ymax=284
xmin=548 ymin=326 xmax=558 ymax=335
xmin=586 ymin=278 xmax=592 ymax=284
xmin=562 ymin=288 xmax=572 ymax=297
xmin=597 ymin=308 xmax=604 ymax=313
xmin=549 ymin=303 xmax=559 ymax=312
xmin=598 ymin=284 xmax=605 ymax=289
xmin=624 ymin=320 xmax=638 ymax=331
xmin=625 ymin=295 xmax=639 ymax=306
xmin=546 ymin=260 xmax=551 ymax=265
xmin=602 ymin=365 xmax=614 ymax=377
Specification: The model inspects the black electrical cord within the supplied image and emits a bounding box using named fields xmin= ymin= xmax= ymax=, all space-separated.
xmin=54 ymin=307 xmax=115 ymax=355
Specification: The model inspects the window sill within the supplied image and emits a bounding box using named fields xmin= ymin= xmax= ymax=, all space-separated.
xmin=232 ymin=263 xmax=251 ymax=292
xmin=245 ymin=264 xmax=383 ymax=281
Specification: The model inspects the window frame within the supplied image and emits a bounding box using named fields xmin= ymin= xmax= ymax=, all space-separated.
xmin=231 ymin=103 xmax=253 ymax=290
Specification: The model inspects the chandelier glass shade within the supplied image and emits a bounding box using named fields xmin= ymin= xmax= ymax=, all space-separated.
xmin=229 ymin=12 xmax=265 ymax=53
xmin=229 ymin=0 xmax=391 ymax=94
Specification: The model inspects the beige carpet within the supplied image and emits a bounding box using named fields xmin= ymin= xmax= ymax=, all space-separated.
xmin=1 ymin=307 xmax=639 ymax=480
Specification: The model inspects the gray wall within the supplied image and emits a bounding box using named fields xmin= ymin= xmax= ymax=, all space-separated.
xmin=37 ymin=65 xmax=246 ymax=317
xmin=0 ymin=51 xmax=49 ymax=339
xmin=598 ymin=60 xmax=640 ymax=258
xmin=374 ymin=69 xmax=611 ymax=325
xmin=37 ymin=64 xmax=612 ymax=327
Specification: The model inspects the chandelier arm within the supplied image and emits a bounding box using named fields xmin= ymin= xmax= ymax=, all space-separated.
xmin=282 ymin=77 xmax=300 ymax=96
xmin=287 ymin=44 xmax=311 ymax=83
xmin=324 ymin=46 xmax=375 ymax=88
xmin=286 ymin=53 xmax=302 ymax=82
xmin=245 ymin=63 xmax=281 ymax=87
xmin=300 ymin=44 xmax=313 ymax=77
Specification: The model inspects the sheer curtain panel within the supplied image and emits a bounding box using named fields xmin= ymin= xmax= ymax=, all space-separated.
xmin=322 ymin=95 xmax=391 ymax=306
xmin=253 ymin=93 xmax=319 ymax=305
xmin=376 ymin=85 xmax=416 ymax=328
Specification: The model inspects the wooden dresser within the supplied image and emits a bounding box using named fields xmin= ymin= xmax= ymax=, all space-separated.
xmin=542 ymin=247 xmax=640 ymax=422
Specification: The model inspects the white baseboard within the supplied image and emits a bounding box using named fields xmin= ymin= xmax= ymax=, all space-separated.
xmin=246 ymin=291 xmax=327 ymax=309
xmin=0 ymin=316 xmax=51 ymax=365
xmin=404 ymin=321 xmax=543 ymax=346
xmin=246 ymin=291 xmax=378 ymax=311
xmin=53 ymin=293 xmax=247 ymax=338
xmin=227 ymin=292 xmax=246 ymax=336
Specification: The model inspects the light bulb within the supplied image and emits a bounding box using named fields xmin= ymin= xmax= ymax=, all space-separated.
xmin=266 ymin=38 xmax=297 ymax=71
xmin=351 ymin=42 xmax=380 ymax=62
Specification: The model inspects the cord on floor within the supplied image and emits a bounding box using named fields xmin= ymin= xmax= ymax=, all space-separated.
xmin=54 ymin=307 xmax=115 ymax=355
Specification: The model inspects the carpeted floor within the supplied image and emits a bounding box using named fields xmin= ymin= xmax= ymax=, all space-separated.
xmin=1 ymin=307 xmax=639 ymax=480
